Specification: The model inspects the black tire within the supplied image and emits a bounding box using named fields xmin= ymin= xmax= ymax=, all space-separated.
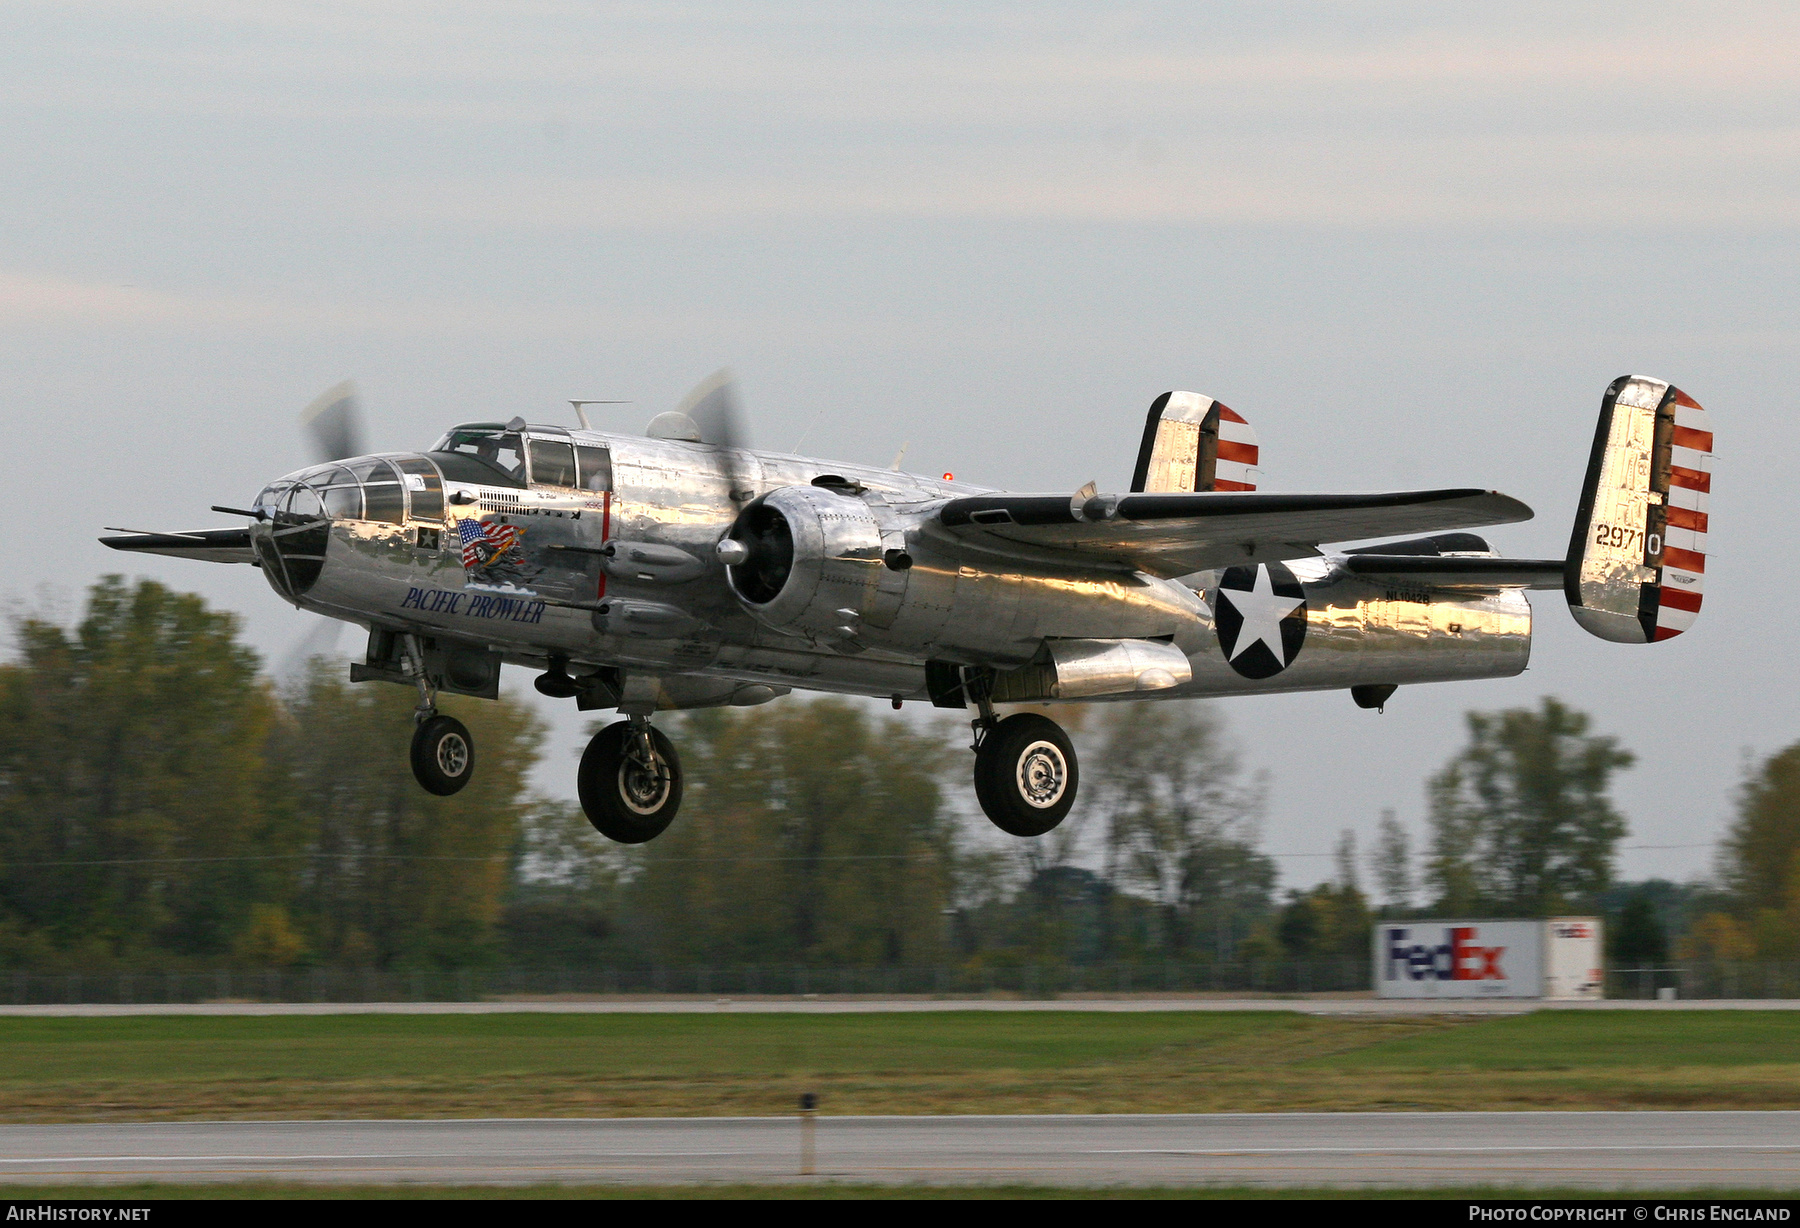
xmin=410 ymin=714 xmax=475 ymax=796
xmin=578 ymin=721 xmax=683 ymax=843
xmin=973 ymin=713 xmax=1078 ymax=837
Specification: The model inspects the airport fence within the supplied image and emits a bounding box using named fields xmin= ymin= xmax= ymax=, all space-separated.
xmin=5 ymin=961 xmax=1794 ymax=1004
xmin=3 ymin=960 xmax=1375 ymax=1004
xmin=1609 ymin=962 xmax=1800 ymax=1000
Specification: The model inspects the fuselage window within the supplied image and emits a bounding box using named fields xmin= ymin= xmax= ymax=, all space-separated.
xmin=393 ymin=456 xmax=444 ymax=522
xmin=576 ymin=445 xmax=613 ymax=493
xmin=351 ymin=458 xmax=406 ymax=525
xmin=527 ymin=438 xmax=578 ymax=489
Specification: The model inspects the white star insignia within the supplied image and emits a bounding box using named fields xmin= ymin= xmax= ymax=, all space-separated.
xmin=1220 ymin=565 xmax=1304 ymax=666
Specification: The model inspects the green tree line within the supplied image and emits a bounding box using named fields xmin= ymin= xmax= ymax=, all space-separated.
xmin=0 ymin=578 xmax=537 ymax=970
xmin=6 ymin=577 xmax=1782 ymax=973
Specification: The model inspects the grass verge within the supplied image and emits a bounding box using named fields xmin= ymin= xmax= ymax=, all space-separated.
xmin=1 ymin=1010 xmax=1799 ymax=1121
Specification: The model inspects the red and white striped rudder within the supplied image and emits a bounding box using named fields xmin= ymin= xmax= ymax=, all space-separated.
xmin=1130 ymin=391 xmax=1261 ymax=494
xmin=1565 ymin=376 xmax=1712 ymax=643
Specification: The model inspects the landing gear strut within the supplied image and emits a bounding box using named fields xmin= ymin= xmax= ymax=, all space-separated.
xmin=402 ymin=633 xmax=476 ymax=797
xmin=967 ymin=679 xmax=1079 ymax=837
xmin=578 ymin=717 xmax=684 ymax=843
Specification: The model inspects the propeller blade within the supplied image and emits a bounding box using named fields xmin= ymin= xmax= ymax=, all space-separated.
xmin=277 ymin=614 xmax=347 ymax=678
xmin=676 ymin=368 xmax=761 ymax=507
xmin=677 ymin=368 xmax=749 ymax=451
xmin=300 ymin=380 xmax=366 ymax=463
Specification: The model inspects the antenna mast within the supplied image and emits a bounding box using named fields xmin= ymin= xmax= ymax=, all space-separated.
xmin=568 ymin=399 xmax=630 ymax=431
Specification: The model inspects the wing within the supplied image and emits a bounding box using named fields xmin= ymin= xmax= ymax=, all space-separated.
xmin=933 ymin=488 xmax=1532 ymax=578
xmin=99 ymin=528 xmax=256 ymax=565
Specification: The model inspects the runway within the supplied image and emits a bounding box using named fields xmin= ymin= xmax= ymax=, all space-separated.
xmin=7 ymin=1112 xmax=1800 ymax=1189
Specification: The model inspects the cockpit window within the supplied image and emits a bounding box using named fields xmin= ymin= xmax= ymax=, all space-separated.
xmin=312 ymin=465 xmax=361 ymax=521
xmin=433 ymin=426 xmax=527 ymax=486
xmin=350 ymin=458 xmax=405 ymax=524
xmin=392 ymin=456 xmax=443 ymax=522
xmin=286 ymin=482 xmax=323 ymax=520
xmin=255 ymin=481 xmax=292 ymax=520
xmin=527 ymin=438 xmax=578 ymax=488
xmin=254 ymin=477 xmax=329 ymax=599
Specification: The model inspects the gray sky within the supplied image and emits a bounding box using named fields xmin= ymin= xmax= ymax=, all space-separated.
xmin=6 ymin=1 xmax=1797 ymax=888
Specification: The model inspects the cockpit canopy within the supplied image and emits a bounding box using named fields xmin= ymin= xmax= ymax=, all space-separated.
xmin=430 ymin=423 xmax=611 ymax=492
xmin=431 ymin=424 xmax=528 ymax=488
xmin=255 ymin=454 xmax=445 ymax=526
xmin=249 ymin=426 xmax=614 ymax=602
xmin=252 ymin=453 xmax=448 ymax=600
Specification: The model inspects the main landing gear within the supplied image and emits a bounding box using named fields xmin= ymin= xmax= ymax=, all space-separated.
xmin=578 ymin=718 xmax=683 ymax=843
xmin=398 ymin=639 xmax=1063 ymax=843
xmin=968 ymin=685 xmax=1079 ymax=838
xmin=395 ymin=634 xmax=688 ymax=841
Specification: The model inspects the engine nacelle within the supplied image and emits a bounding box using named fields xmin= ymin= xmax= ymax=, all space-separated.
xmin=724 ymin=484 xmax=888 ymax=640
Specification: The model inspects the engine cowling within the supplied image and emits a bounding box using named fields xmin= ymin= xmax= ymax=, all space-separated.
xmin=724 ymin=485 xmax=886 ymax=639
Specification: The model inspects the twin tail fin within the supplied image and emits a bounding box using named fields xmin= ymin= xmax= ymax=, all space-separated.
xmin=1566 ymin=375 xmax=1713 ymax=643
xmin=1131 ymin=392 xmax=1259 ymax=493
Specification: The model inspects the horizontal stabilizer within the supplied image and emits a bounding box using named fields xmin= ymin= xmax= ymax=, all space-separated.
xmin=1342 ymin=554 xmax=1566 ymax=591
xmin=935 ymin=488 xmax=1533 ymax=578
xmin=99 ymin=528 xmax=256 ymax=565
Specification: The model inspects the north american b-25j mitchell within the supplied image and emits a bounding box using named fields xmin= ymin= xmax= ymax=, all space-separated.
xmin=103 ymin=373 xmax=1713 ymax=842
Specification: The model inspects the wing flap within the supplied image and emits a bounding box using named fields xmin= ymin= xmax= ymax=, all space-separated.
xmin=935 ymin=488 xmax=1532 ymax=578
xmin=99 ymin=529 xmax=256 ymax=565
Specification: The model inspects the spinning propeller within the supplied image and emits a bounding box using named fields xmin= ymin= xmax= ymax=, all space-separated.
xmin=673 ymin=368 xmax=758 ymax=503
xmin=671 ymin=370 xmax=782 ymax=590
xmin=300 ymin=380 xmax=368 ymax=465
xmin=276 ymin=380 xmax=369 ymax=674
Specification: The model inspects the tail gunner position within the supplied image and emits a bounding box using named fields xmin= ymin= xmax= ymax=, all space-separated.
xmin=104 ymin=375 xmax=1713 ymax=843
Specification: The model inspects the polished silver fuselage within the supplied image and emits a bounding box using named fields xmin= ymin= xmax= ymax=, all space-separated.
xmin=258 ymin=429 xmax=1530 ymax=707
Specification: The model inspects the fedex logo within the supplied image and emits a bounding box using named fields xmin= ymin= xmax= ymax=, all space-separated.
xmin=1383 ymin=926 xmax=1507 ymax=981
xmin=1553 ymin=923 xmax=1592 ymax=939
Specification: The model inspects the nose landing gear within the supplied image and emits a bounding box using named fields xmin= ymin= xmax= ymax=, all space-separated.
xmin=578 ymin=717 xmax=684 ymax=843
xmin=402 ymin=633 xmax=477 ymax=797
xmin=411 ymin=713 xmax=476 ymax=796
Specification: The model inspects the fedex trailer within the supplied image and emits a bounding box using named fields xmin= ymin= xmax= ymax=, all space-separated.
xmin=1373 ymin=917 xmax=1603 ymax=1000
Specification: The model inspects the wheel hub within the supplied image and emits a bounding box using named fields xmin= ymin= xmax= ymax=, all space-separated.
xmin=618 ymin=753 xmax=671 ymax=815
xmin=1015 ymin=740 xmax=1067 ymax=808
xmin=435 ymin=733 xmax=469 ymax=778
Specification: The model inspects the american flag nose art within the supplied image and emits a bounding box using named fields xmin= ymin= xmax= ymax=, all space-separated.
xmin=457 ymin=517 xmax=522 ymax=567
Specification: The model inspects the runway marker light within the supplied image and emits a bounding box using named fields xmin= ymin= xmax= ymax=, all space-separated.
xmin=799 ymin=1092 xmax=819 ymax=1176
